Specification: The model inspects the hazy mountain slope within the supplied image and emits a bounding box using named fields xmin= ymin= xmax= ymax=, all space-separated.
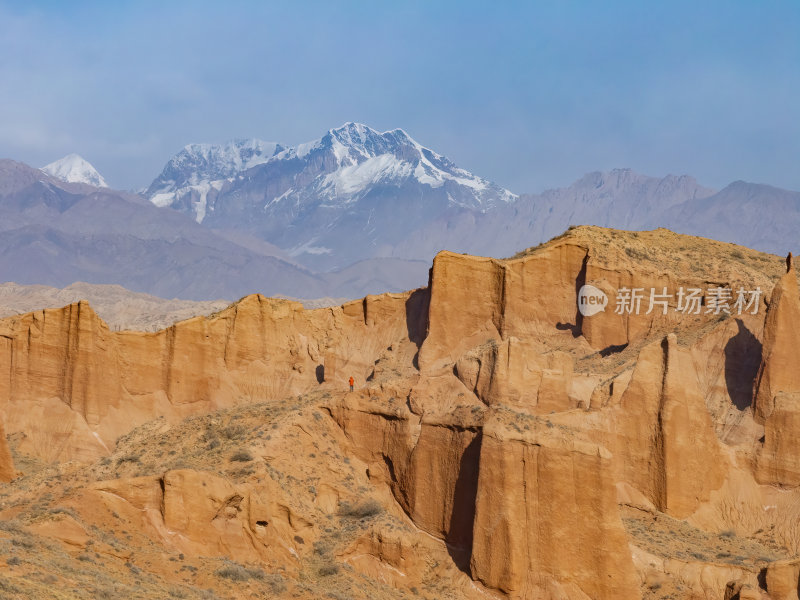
xmin=0 ymin=160 xmax=330 ymax=300
xmin=146 ymin=139 xmax=285 ymax=221
xmin=0 ymin=281 xmax=229 ymax=331
xmin=518 ymin=168 xmax=715 ymax=240
xmin=320 ymin=257 xmax=431 ymax=298
xmin=0 ymin=224 xmax=328 ymax=300
xmin=386 ymin=169 xmax=716 ymax=260
xmin=654 ymin=181 xmax=800 ymax=255
xmin=0 ymin=159 xmax=430 ymax=299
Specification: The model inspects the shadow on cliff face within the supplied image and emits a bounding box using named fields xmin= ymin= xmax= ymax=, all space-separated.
xmin=557 ymin=251 xmax=589 ymax=337
xmin=724 ymin=319 xmax=762 ymax=411
xmin=405 ymin=287 xmax=431 ymax=369
xmin=445 ymin=431 xmax=482 ymax=574
xmin=600 ymin=343 xmax=628 ymax=357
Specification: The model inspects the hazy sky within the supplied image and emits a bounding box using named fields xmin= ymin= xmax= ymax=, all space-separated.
xmin=1 ymin=1 xmax=798 ymax=193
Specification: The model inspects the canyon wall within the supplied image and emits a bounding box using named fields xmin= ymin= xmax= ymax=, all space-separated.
xmin=3 ymin=227 xmax=799 ymax=598
xmin=0 ymin=293 xmax=417 ymax=462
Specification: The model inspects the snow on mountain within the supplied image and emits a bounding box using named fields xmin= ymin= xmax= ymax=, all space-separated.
xmin=274 ymin=123 xmax=514 ymax=207
xmin=146 ymin=139 xmax=284 ymax=220
xmin=143 ymin=123 xmax=519 ymax=270
xmin=41 ymin=154 xmax=108 ymax=188
xmin=147 ymin=123 xmax=516 ymax=224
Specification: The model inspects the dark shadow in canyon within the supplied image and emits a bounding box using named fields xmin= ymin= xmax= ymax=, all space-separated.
xmin=724 ymin=319 xmax=762 ymax=411
xmin=557 ymin=251 xmax=590 ymax=338
xmin=405 ymin=287 xmax=431 ymax=370
xmin=445 ymin=430 xmax=482 ymax=574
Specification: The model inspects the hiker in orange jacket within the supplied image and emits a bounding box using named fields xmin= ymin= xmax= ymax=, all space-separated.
xmin=349 ymin=376 xmax=354 ymax=392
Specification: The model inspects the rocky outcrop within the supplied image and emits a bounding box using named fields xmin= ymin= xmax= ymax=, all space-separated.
xmin=4 ymin=227 xmax=800 ymax=599
xmin=0 ymin=292 xmax=419 ymax=462
xmin=454 ymin=337 xmax=597 ymax=411
xmin=89 ymin=469 xmax=314 ymax=563
xmin=470 ymin=418 xmax=640 ymax=600
xmin=757 ymin=393 xmax=800 ymax=487
xmin=609 ymin=334 xmax=727 ymax=518
xmin=0 ymin=415 xmax=14 ymax=481
xmin=331 ymin=394 xmax=642 ymax=599
xmin=417 ymin=238 xmax=746 ymax=377
xmin=753 ymin=260 xmax=800 ymax=423
xmin=418 ymin=245 xmax=588 ymax=372
xmin=752 ymin=258 xmax=800 ymax=487
xmin=328 ymin=392 xmax=482 ymax=552
xmin=763 ymin=558 xmax=800 ymax=600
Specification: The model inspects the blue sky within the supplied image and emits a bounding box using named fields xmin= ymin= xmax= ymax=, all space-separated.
xmin=1 ymin=1 xmax=798 ymax=193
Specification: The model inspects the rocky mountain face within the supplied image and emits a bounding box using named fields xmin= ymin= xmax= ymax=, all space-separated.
xmin=145 ymin=122 xmax=517 ymax=270
xmin=3 ymin=227 xmax=800 ymax=599
xmin=41 ymin=153 xmax=108 ymax=188
xmin=146 ymin=138 xmax=286 ymax=221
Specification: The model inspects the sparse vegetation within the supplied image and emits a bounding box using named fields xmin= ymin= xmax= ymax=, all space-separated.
xmin=338 ymin=498 xmax=383 ymax=519
xmin=214 ymin=563 xmax=250 ymax=581
xmin=116 ymin=453 xmax=141 ymax=465
xmin=318 ymin=562 xmax=340 ymax=577
xmin=229 ymin=449 xmax=253 ymax=462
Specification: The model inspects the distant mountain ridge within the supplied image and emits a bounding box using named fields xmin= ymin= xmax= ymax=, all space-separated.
xmin=144 ymin=122 xmax=517 ymax=269
xmin=148 ymin=123 xmax=515 ymax=219
xmin=654 ymin=180 xmax=800 ymax=255
xmin=0 ymin=159 xmax=428 ymax=300
xmin=384 ymin=168 xmax=717 ymax=261
xmin=4 ymin=122 xmax=800 ymax=301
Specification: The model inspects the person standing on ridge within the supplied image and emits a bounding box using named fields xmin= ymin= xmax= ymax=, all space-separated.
xmin=349 ymin=376 xmax=354 ymax=392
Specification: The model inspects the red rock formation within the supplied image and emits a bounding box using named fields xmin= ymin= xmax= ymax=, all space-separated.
xmin=2 ymin=227 xmax=798 ymax=598
xmin=752 ymin=258 xmax=800 ymax=487
xmin=470 ymin=418 xmax=640 ymax=600
xmin=0 ymin=416 xmax=14 ymax=482
xmin=418 ymin=245 xmax=588 ymax=372
xmin=753 ymin=260 xmax=800 ymax=423
xmin=89 ymin=469 xmax=314 ymax=563
xmin=0 ymin=293 xmax=416 ymax=462
xmin=764 ymin=558 xmax=800 ymax=600
xmin=613 ymin=334 xmax=726 ymax=518
xmin=328 ymin=392 xmax=482 ymax=551
xmin=454 ymin=338 xmax=589 ymax=412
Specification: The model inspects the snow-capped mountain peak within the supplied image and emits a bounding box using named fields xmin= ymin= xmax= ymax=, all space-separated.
xmin=144 ymin=123 xmax=517 ymax=259
xmin=41 ymin=154 xmax=108 ymax=188
xmin=270 ymin=122 xmax=517 ymax=208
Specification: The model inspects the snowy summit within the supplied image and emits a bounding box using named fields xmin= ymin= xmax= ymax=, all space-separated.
xmin=143 ymin=122 xmax=518 ymax=270
xmin=146 ymin=122 xmax=516 ymax=225
xmin=41 ymin=154 xmax=108 ymax=188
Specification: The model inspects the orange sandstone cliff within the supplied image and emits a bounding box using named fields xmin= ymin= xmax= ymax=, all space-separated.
xmin=1 ymin=226 xmax=800 ymax=600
